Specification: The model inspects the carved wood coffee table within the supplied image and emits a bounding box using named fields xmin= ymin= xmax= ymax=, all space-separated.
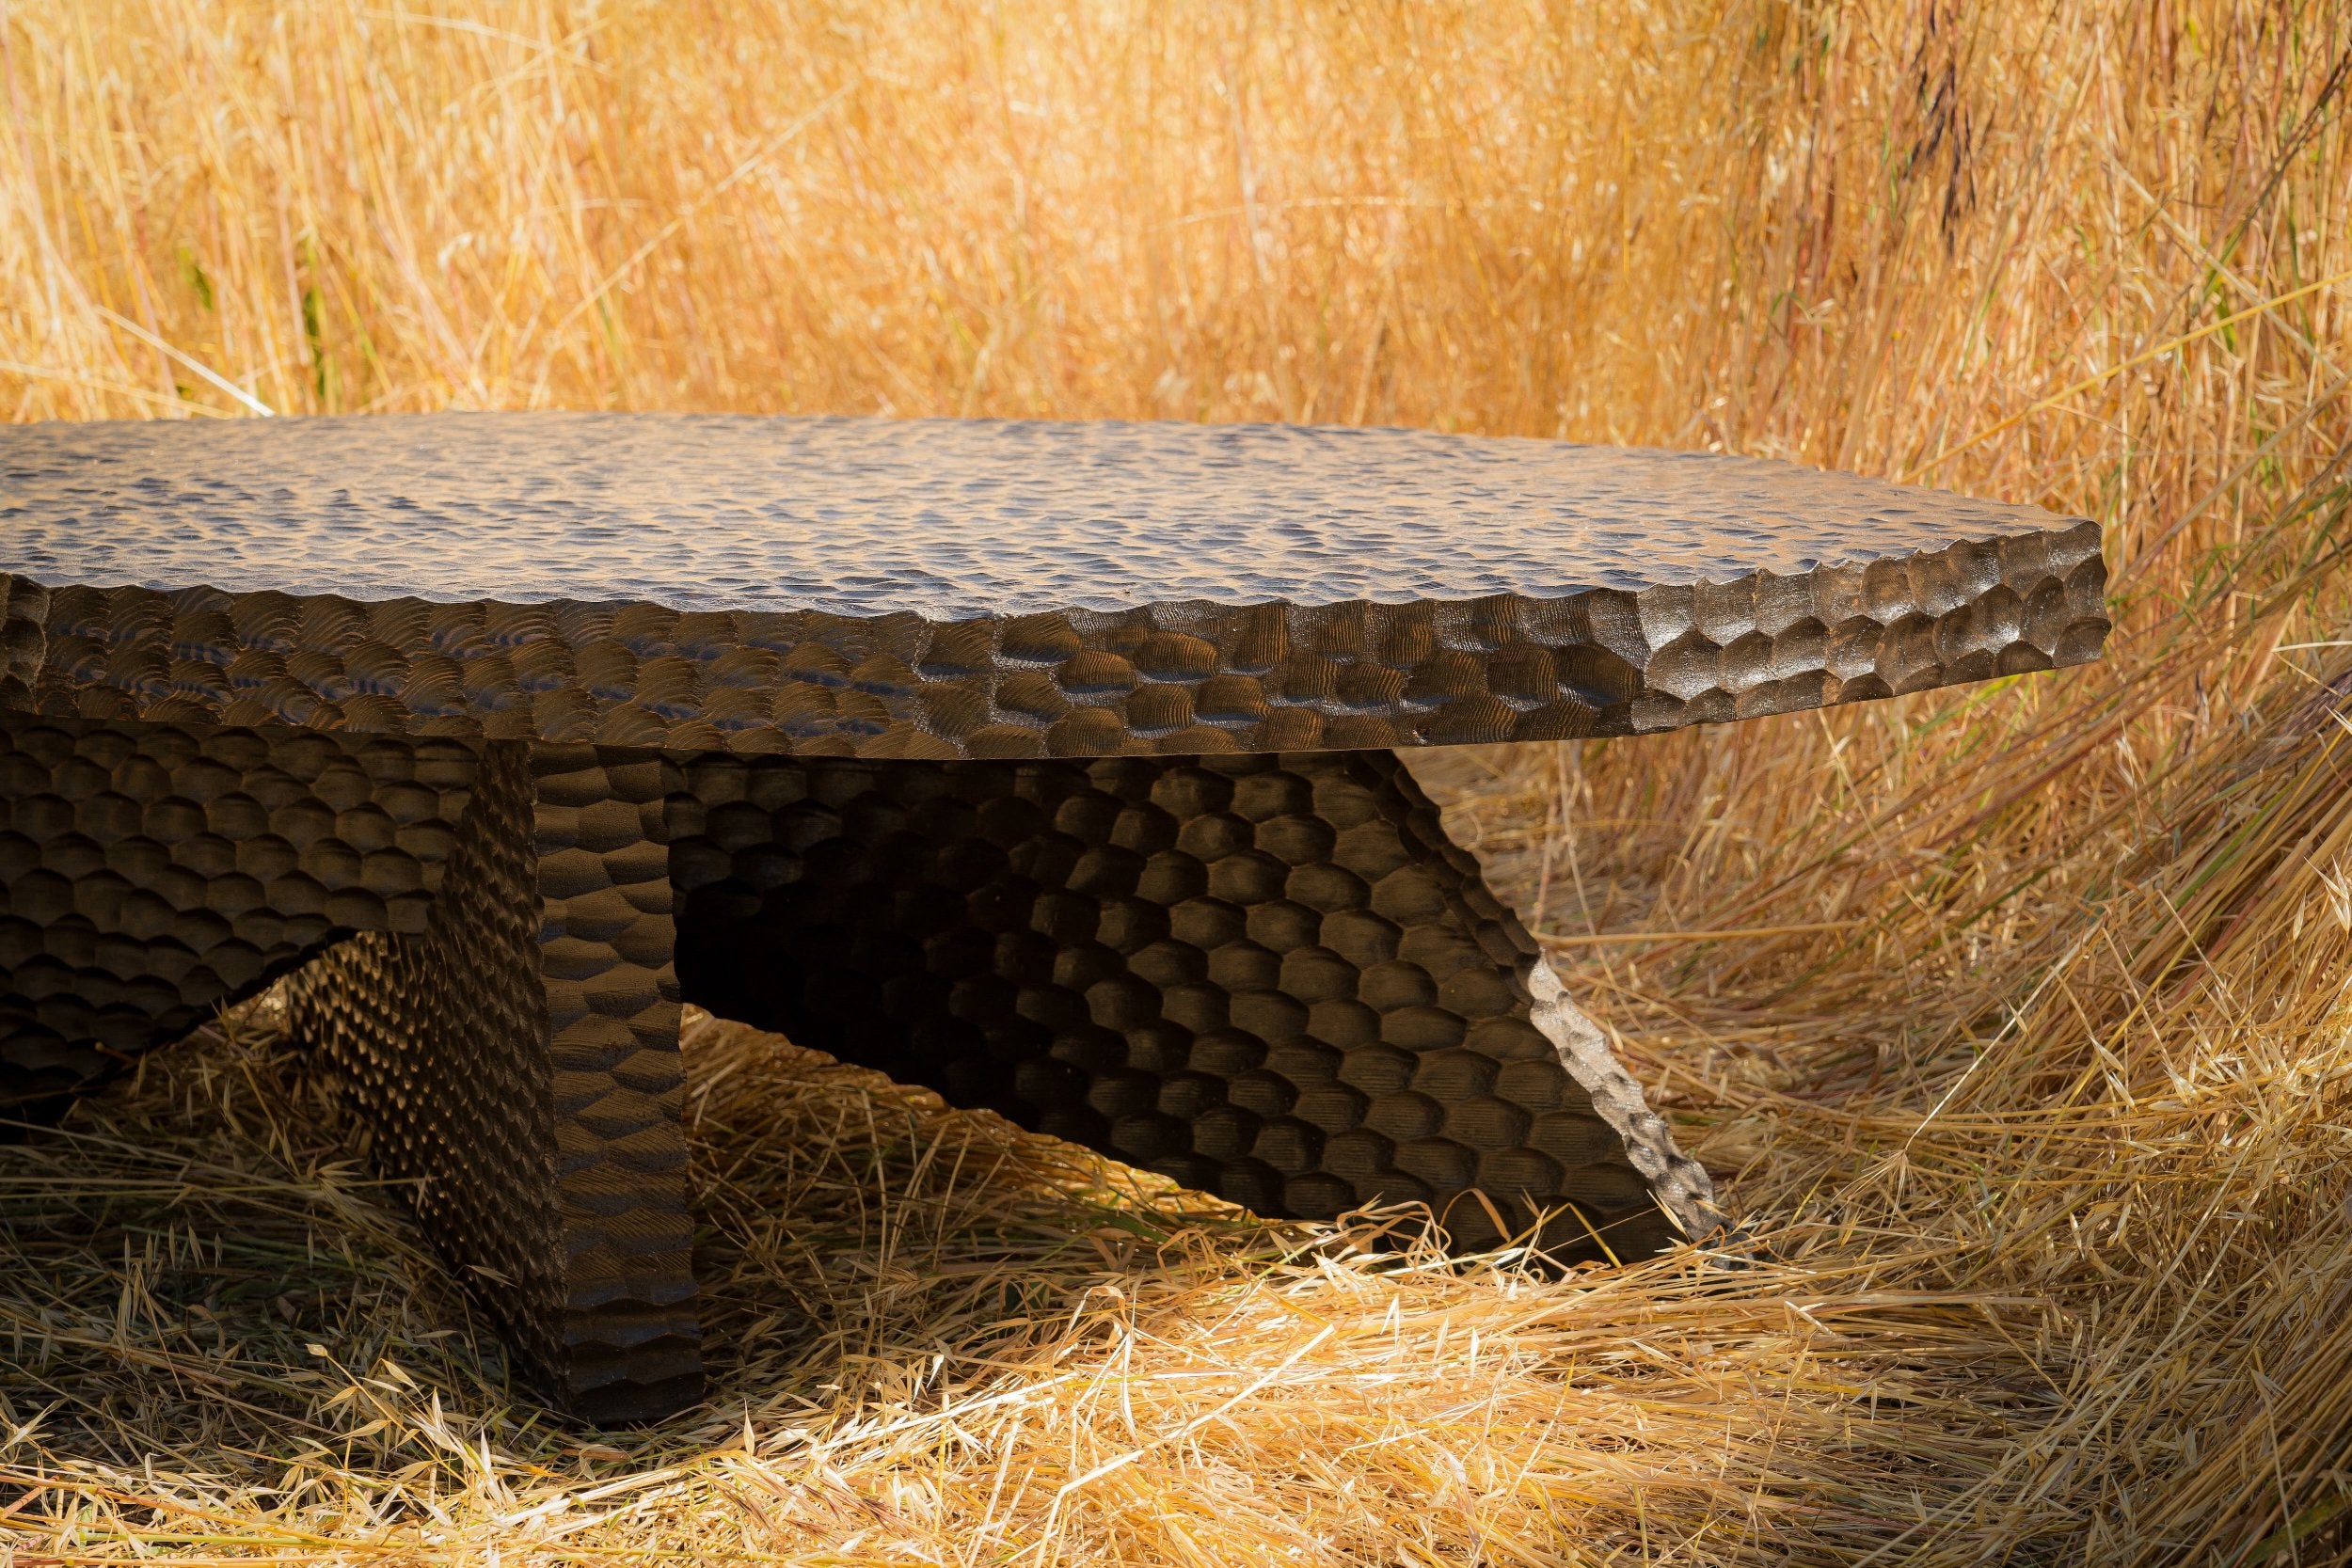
xmin=0 ymin=414 xmax=2108 ymax=1422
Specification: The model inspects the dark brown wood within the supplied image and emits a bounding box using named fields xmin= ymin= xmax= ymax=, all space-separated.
xmin=0 ymin=414 xmax=2109 ymax=1423
xmin=1 ymin=414 xmax=2108 ymax=756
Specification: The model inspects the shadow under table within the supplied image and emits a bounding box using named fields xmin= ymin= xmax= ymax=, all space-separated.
xmin=0 ymin=412 xmax=2108 ymax=1421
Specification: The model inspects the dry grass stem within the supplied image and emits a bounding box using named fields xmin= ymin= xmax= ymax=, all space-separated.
xmin=5 ymin=0 xmax=2352 ymax=1560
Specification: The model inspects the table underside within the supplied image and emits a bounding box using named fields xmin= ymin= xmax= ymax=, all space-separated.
xmin=0 ymin=712 xmax=1717 ymax=1423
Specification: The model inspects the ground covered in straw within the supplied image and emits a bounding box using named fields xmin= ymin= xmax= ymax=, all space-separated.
xmin=5 ymin=0 xmax=2352 ymax=1560
xmin=0 ymin=998 xmax=2043 ymax=1564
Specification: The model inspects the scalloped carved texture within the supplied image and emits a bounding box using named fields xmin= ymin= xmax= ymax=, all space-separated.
xmin=1 ymin=576 xmax=48 ymax=721
xmin=1 ymin=415 xmax=2108 ymax=758
xmin=0 ymin=720 xmax=698 ymax=1421
xmin=285 ymin=742 xmax=701 ymax=1426
xmin=1 ymin=721 xmax=1713 ymax=1420
xmin=0 ymin=711 xmax=476 ymax=1109
xmin=671 ymin=748 xmax=1718 ymax=1257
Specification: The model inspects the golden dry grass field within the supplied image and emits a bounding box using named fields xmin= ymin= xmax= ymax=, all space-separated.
xmin=3 ymin=0 xmax=2352 ymax=1561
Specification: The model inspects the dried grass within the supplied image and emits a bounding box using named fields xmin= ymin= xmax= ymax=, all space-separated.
xmin=3 ymin=0 xmax=2352 ymax=1560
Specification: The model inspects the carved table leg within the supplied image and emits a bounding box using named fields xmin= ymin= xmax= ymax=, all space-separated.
xmin=0 ymin=712 xmax=472 ymax=1120
xmin=670 ymin=749 xmax=1718 ymax=1259
xmin=285 ymin=742 xmax=702 ymax=1425
xmin=9 ymin=718 xmax=1712 ymax=1426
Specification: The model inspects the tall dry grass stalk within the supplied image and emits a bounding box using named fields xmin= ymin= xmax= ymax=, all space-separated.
xmin=2 ymin=0 xmax=2350 ymax=1560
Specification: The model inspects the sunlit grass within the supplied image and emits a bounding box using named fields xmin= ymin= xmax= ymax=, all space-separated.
xmin=3 ymin=0 xmax=2351 ymax=1560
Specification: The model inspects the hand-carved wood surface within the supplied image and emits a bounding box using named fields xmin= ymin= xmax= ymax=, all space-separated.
xmin=0 ymin=414 xmax=2108 ymax=758
xmin=0 ymin=412 xmax=2110 ymax=1421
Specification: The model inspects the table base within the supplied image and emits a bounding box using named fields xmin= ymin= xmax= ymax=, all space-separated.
xmin=0 ymin=715 xmax=1717 ymax=1423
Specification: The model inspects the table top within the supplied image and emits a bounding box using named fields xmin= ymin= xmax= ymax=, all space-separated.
xmin=0 ymin=413 xmax=2108 ymax=758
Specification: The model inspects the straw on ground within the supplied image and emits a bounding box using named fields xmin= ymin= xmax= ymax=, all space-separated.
xmin=3 ymin=0 xmax=2351 ymax=1561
